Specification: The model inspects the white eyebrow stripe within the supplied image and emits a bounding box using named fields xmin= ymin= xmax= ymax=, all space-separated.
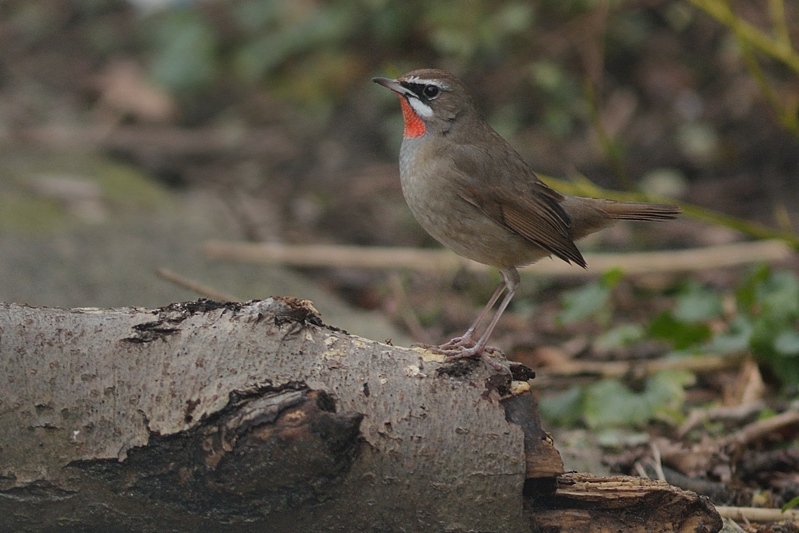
xmin=404 ymin=77 xmax=447 ymax=89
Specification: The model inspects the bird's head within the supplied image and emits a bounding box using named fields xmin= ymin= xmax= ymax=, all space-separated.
xmin=373 ymin=69 xmax=477 ymax=139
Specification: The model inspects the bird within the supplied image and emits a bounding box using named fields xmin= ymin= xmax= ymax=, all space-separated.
xmin=373 ymin=68 xmax=679 ymax=369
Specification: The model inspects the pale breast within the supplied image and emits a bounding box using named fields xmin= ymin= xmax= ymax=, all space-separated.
xmin=398 ymin=138 xmax=549 ymax=268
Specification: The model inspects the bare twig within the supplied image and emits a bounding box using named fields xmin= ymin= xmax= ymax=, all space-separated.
xmin=538 ymin=352 xmax=745 ymax=380
xmin=19 ymin=125 xmax=298 ymax=160
xmin=204 ymin=241 xmax=464 ymax=272
xmin=716 ymin=505 xmax=799 ymax=524
xmin=722 ymin=409 xmax=799 ymax=452
xmin=678 ymin=401 xmax=767 ymax=437
xmin=386 ymin=272 xmax=433 ymax=343
xmin=650 ymin=441 xmax=666 ymax=481
xmin=202 ymin=240 xmax=793 ymax=277
xmin=155 ymin=268 xmax=239 ymax=301
xmin=685 ymin=0 xmax=799 ymax=76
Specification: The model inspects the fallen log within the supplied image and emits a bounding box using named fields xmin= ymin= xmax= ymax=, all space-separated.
xmin=0 ymin=299 xmax=721 ymax=532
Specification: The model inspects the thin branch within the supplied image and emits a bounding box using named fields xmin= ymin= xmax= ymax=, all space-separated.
xmin=203 ymin=240 xmax=793 ymax=277
xmin=767 ymin=0 xmax=790 ymax=49
xmin=538 ymin=352 xmax=745 ymax=381
xmin=584 ymin=79 xmax=634 ymax=190
xmin=686 ymin=0 xmax=799 ymax=75
xmin=722 ymin=409 xmax=799 ymax=451
xmin=386 ymin=272 xmax=433 ymax=343
xmin=715 ymin=505 xmax=799 ymax=523
xmin=731 ymin=8 xmax=799 ymax=138
xmin=155 ymin=267 xmax=239 ymax=301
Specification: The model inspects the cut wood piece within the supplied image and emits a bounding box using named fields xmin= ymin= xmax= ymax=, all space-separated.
xmin=530 ymin=472 xmax=723 ymax=532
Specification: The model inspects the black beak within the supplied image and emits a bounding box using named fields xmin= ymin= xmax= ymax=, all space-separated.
xmin=372 ymin=77 xmax=414 ymax=98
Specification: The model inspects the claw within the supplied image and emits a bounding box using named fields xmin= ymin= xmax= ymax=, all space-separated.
xmin=442 ymin=346 xmax=510 ymax=373
xmin=437 ymin=335 xmax=477 ymax=350
xmin=415 ymin=341 xmax=509 ymax=373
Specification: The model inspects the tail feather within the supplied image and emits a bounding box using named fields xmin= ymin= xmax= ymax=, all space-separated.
xmin=561 ymin=197 xmax=680 ymax=241
xmin=599 ymin=200 xmax=681 ymax=221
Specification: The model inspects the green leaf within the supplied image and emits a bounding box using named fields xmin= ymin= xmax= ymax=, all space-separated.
xmin=593 ymin=323 xmax=645 ymax=353
xmin=782 ymin=496 xmax=799 ymax=512
xmin=774 ymin=330 xmax=799 ymax=356
xmin=538 ymin=386 xmax=584 ymax=427
xmin=595 ymin=428 xmax=651 ymax=448
xmin=558 ymin=269 xmax=622 ymax=325
xmin=584 ymin=379 xmax=651 ymax=428
xmin=768 ymin=356 xmax=799 ymax=390
xmin=749 ymin=315 xmax=799 ymax=388
xmin=645 ymin=369 xmax=694 ymax=422
xmin=736 ymin=264 xmax=771 ymax=312
xmin=706 ymin=315 xmax=752 ymax=353
xmin=232 ymin=0 xmax=280 ymax=32
xmin=758 ymin=270 xmax=799 ymax=322
xmin=583 ymin=370 xmax=692 ymax=429
xmin=147 ymin=10 xmax=220 ymax=94
xmin=601 ymin=267 xmax=625 ymax=286
xmin=490 ymin=3 xmax=535 ymax=36
xmin=736 ymin=268 xmax=799 ymax=388
xmin=648 ymin=311 xmax=712 ymax=349
xmin=674 ymin=281 xmax=723 ymax=322
xmin=558 ymin=280 xmax=611 ymax=324
xmin=750 ymin=314 xmax=788 ymax=359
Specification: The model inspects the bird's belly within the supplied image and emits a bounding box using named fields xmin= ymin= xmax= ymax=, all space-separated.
xmin=399 ymin=160 xmax=547 ymax=268
xmin=418 ymin=206 xmax=547 ymax=268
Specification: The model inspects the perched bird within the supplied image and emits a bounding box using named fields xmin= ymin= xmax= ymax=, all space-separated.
xmin=373 ymin=69 xmax=679 ymax=368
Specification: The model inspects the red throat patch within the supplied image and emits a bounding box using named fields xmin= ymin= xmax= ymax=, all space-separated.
xmin=398 ymin=96 xmax=426 ymax=138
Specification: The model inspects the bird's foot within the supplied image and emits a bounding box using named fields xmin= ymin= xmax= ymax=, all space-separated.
xmin=412 ymin=338 xmax=473 ymax=352
xmin=413 ymin=340 xmax=506 ymax=372
xmin=440 ymin=344 xmax=508 ymax=373
xmin=412 ymin=340 xmax=494 ymax=355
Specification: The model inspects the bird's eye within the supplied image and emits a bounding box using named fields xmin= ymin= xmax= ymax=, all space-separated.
xmin=423 ymin=85 xmax=440 ymax=99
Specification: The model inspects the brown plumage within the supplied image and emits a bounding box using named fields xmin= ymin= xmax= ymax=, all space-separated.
xmin=374 ymin=69 xmax=679 ymax=368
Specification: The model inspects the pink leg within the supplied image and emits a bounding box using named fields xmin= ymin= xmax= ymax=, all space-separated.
xmin=442 ymin=268 xmax=520 ymax=370
xmin=439 ymin=276 xmax=508 ymax=349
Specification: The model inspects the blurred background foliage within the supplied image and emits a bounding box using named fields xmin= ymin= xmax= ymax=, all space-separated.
xmin=2 ymin=0 xmax=796 ymax=196
xmin=3 ymin=0 xmax=797 ymax=185
xmin=1 ymin=0 xmax=798 ymax=416
xmin=544 ymin=265 xmax=799 ymax=428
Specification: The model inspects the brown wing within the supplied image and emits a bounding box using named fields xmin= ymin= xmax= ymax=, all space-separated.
xmin=451 ymin=136 xmax=586 ymax=268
